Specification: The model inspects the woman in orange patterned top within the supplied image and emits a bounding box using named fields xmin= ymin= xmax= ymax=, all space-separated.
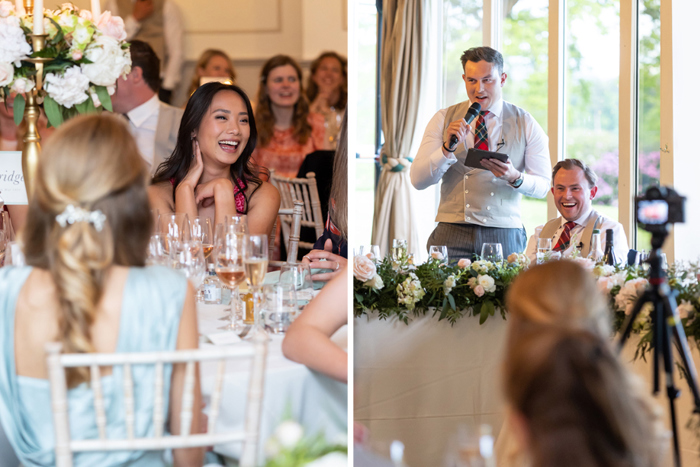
xmin=253 ymin=55 xmax=329 ymax=178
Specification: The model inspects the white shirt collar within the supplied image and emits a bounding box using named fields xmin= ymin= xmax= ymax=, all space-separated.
xmin=485 ymin=98 xmax=503 ymax=118
xmin=126 ymin=94 xmax=160 ymax=128
xmin=560 ymin=204 xmax=593 ymax=227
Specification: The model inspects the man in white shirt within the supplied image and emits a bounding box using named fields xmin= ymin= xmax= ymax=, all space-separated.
xmin=111 ymin=41 xmax=183 ymax=176
xmin=104 ymin=0 xmax=184 ymax=103
xmin=524 ymin=158 xmax=629 ymax=263
xmin=411 ymin=47 xmax=550 ymax=259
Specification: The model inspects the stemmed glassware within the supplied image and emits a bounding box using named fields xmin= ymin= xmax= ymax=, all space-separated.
xmin=159 ymin=212 xmax=187 ymax=255
xmin=429 ymin=245 xmax=449 ymax=265
xmin=214 ymin=226 xmax=247 ymax=331
xmin=171 ymin=217 xmax=206 ymax=290
xmin=480 ymin=243 xmax=504 ymax=263
xmin=191 ymin=217 xmax=214 ymax=261
xmin=243 ymin=235 xmax=269 ymax=338
xmin=536 ymin=238 xmax=552 ymax=264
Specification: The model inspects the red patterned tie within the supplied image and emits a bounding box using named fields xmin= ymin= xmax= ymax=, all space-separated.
xmin=474 ymin=110 xmax=490 ymax=151
xmin=553 ymin=221 xmax=577 ymax=251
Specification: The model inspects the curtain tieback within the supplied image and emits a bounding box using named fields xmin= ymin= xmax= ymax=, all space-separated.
xmin=381 ymin=151 xmax=413 ymax=173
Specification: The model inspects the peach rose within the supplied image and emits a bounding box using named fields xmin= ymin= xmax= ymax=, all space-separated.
xmin=353 ymin=254 xmax=376 ymax=282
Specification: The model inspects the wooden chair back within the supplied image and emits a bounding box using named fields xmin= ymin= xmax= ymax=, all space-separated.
xmin=46 ymin=335 xmax=268 ymax=467
xmin=269 ymin=200 xmax=304 ymax=268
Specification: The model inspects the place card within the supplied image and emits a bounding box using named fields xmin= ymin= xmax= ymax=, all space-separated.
xmin=0 ymin=152 xmax=27 ymax=205
xmin=206 ymin=331 xmax=242 ymax=346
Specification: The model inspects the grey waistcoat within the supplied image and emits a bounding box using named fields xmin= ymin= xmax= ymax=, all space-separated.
xmin=539 ymin=210 xmax=603 ymax=257
xmin=117 ymin=0 xmax=165 ymax=63
xmin=438 ymin=100 xmax=528 ymax=228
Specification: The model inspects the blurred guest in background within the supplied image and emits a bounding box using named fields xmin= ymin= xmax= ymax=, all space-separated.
xmin=253 ymin=54 xmax=328 ymax=179
xmin=187 ymin=49 xmax=237 ymax=99
xmin=306 ymin=51 xmax=347 ymax=149
xmin=150 ymin=82 xmax=279 ymax=234
xmin=105 ymin=0 xmax=184 ymax=104
xmin=0 ymin=113 xmax=203 ymax=466
xmin=112 ymin=40 xmax=183 ymax=177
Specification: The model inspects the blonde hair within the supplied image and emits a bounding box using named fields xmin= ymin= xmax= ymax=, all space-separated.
xmin=255 ymin=55 xmax=312 ymax=147
xmin=505 ymin=260 xmax=611 ymax=339
xmin=187 ymin=49 xmax=237 ymax=97
xmin=22 ymin=114 xmax=152 ymax=387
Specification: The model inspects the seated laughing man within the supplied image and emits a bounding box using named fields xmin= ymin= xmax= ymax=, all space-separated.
xmin=524 ymin=158 xmax=629 ymax=263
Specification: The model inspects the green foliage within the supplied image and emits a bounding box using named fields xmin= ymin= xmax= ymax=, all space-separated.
xmin=13 ymin=93 xmax=25 ymax=126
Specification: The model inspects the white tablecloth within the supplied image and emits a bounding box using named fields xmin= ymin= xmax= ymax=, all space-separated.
xmin=197 ymin=304 xmax=348 ymax=462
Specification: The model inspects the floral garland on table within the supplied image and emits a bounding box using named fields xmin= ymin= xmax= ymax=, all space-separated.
xmin=264 ymin=420 xmax=347 ymax=467
xmin=353 ymin=250 xmax=529 ymax=325
xmin=0 ymin=2 xmax=130 ymax=127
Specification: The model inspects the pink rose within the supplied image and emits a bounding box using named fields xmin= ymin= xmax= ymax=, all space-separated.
xmin=78 ymin=9 xmax=92 ymax=20
xmin=474 ymin=285 xmax=485 ymax=297
xmin=95 ymin=11 xmax=126 ymax=41
xmin=71 ymin=49 xmax=82 ymax=60
xmin=458 ymin=258 xmax=471 ymax=269
xmin=353 ymin=255 xmax=376 ymax=282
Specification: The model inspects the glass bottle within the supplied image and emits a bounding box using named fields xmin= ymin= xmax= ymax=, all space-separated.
xmin=587 ymin=229 xmax=604 ymax=262
xmin=203 ymin=264 xmax=222 ymax=305
xmin=601 ymin=228 xmax=617 ymax=266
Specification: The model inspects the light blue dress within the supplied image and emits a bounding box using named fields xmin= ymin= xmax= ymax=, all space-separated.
xmin=0 ymin=265 xmax=187 ymax=467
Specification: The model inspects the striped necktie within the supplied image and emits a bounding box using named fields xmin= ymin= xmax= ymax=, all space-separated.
xmin=474 ymin=110 xmax=490 ymax=151
xmin=553 ymin=221 xmax=577 ymax=251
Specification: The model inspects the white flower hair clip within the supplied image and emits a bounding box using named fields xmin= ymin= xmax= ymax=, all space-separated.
xmin=55 ymin=205 xmax=107 ymax=232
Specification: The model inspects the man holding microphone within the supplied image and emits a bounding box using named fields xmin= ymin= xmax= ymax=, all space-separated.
xmin=411 ymin=46 xmax=550 ymax=259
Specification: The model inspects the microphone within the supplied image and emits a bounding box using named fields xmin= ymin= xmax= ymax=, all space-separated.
xmin=448 ymin=102 xmax=481 ymax=151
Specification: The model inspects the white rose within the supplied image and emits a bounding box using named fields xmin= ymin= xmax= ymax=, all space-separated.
xmin=44 ymin=66 xmax=90 ymax=108
xmin=273 ymin=420 xmax=303 ymax=449
xmin=458 ymin=258 xmax=471 ymax=268
xmin=364 ymin=274 xmax=384 ymax=290
xmin=0 ymin=61 xmax=13 ymax=87
xmin=353 ymin=254 xmax=376 ymax=282
xmin=0 ymin=16 xmax=31 ymax=65
xmin=10 ymin=76 xmax=33 ymax=93
xmin=445 ymin=275 xmax=456 ymax=289
xmin=474 ymin=285 xmax=485 ymax=297
xmin=81 ymin=35 xmax=131 ymax=86
xmin=0 ymin=1 xmax=13 ymax=17
xmin=477 ymin=274 xmax=496 ymax=293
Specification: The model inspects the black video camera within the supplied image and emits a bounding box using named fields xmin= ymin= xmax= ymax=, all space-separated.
xmin=635 ymin=186 xmax=685 ymax=235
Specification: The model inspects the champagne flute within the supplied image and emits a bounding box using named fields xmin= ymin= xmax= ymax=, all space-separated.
xmin=243 ymin=235 xmax=269 ymax=338
xmin=214 ymin=231 xmax=246 ymax=331
xmin=192 ymin=217 xmax=214 ymax=260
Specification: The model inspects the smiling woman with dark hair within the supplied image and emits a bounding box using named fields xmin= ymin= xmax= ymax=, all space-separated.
xmin=150 ymin=82 xmax=280 ymax=235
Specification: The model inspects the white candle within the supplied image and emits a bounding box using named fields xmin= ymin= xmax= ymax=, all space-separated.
xmin=14 ymin=0 xmax=25 ymax=15
xmin=91 ymin=0 xmax=101 ymax=19
xmin=33 ymin=0 xmax=43 ymax=35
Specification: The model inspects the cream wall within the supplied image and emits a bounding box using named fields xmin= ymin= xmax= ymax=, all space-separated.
xmin=70 ymin=0 xmax=347 ymax=104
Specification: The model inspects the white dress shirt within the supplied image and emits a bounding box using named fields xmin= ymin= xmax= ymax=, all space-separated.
xmin=410 ymin=99 xmax=550 ymax=200
xmin=125 ymin=94 xmax=160 ymax=169
xmin=524 ymin=205 xmax=630 ymax=263
xmin=104 ymin=0 xmax=184 ymax=90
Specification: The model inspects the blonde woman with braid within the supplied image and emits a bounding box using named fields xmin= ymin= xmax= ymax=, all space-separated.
xmin=0 ymin=114 xmax=203 ymax=466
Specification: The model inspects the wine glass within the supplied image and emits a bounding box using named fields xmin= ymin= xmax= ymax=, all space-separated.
xmin=192 ymin=217 xmax=214 ymax=261
xmin=279 ymin=262 xmax=314 ymax=309
xmin=159 ymin=212 xmax=187 ymax=254
xmin=480 ymin=243 xmax=503 ymax=263
xmin=146 ymin=234 xmax=169 ymax=266
xmin=429 ymin=245 xmax=448 ymax=264
xmin=536 ymin=238 xmax=552 ymax=264
xmin=171 ymin=226 xmax=206 ymax=291
xmin=392 ymin=239 xmax=408 ymax=262
xmin=214 ymin=229 xmax=246 ymax=331
xmin=261 ymin=283 xmax=297 ymax=334
xmin=243 ymin=235 xmax=269 ymax=338
xmin=226 ymin=214 xmax=248 ymax=235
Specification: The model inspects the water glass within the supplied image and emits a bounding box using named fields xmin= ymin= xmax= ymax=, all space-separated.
xmin=391 ymin=239 xmax=408 ymax=262
xmin=171 ymin=239 xmax=206 ymax=288
xmin=536 ymin=237 xmax=552 ymax=264
xmin=261 ymin=283 xmax=297 ymax=334
xmin=278 ymin=262 xmax=314 ymax=305
xmin=243 ymin=235 xmax=269 ymax=338
xmin=480 ymin=243 xmax=503 ymax=263
xmin=146 ymin=234 xmax=169 ymax=266
xmin=429 ymin=245 xmax=448 ymax=264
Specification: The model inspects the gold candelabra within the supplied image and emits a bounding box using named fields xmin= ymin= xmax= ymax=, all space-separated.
xmin=21 ymin=0 xmax=52 ymax=199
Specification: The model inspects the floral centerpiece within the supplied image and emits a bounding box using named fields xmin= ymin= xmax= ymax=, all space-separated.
xmin=0 ymin=1 xmax=130 ymax=127
xmin=264 ymin=420 xmax=347 ymax=467
xmin=353 ymin=250 xmax=529 ymax=325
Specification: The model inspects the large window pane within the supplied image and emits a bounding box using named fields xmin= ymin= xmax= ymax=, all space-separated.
xmin=502 ymin=0 xmax=549 ymax=239
xmin=442 ymin=0 xmax=482 ymax=107
xmin=353 ymin=1 xmax=379 ymax=247
xmin=635 ymin=0 xmax=660 ymax=251
xmin=565 ymin=0 xmax=620 ymax=224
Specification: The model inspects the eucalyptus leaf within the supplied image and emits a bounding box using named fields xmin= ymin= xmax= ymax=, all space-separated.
xmin=447 ymin=293 xmax=456 ymax=311
xmin=13 ymin=93 xmax=25 ymax=126
xmin=43 ymin=95 xmax=64 ymax=128
xmin=95 ymin=86 xmax=112 ymax=112
xmin=479 ymin=305 xmax=488 ymax=325
xmin=483 ymin=300 xmax=495 ymax=317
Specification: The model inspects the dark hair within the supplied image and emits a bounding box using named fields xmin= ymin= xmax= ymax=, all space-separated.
xmin=152 ymin=82 xmax=263 ymax=211
xmin=460 ymin=46 xmax=504 ymax=75
xmin=23 ymin=114 xmax=151 ymax=386
xmin=128 ymin=40 xmax=161 ymax=93
xmin=504 ymin=327 xmax=662 ymax=467
xmin=329 ymin=112 xmax=347 ymax=239
xmin=552 ymin=158 xmax=598 ymax=189
xmin=256 ymin=54 xmax=312 ymax=147
xmin=306 ymin=51 xmax=348 ymax=111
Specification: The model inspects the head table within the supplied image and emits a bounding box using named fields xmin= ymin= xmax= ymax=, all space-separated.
xmin=197 ymin=303 xmax=348 ymax=463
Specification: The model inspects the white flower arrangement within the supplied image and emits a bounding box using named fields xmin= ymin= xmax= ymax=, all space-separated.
xmin=397 ymin=273 xmax=425 ymax=311
xmin=0 ymin=2 xmax=130 ymax=127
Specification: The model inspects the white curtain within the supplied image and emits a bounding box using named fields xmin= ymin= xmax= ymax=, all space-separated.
xmin=371 ymin=0 xmax=425 ymax=257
